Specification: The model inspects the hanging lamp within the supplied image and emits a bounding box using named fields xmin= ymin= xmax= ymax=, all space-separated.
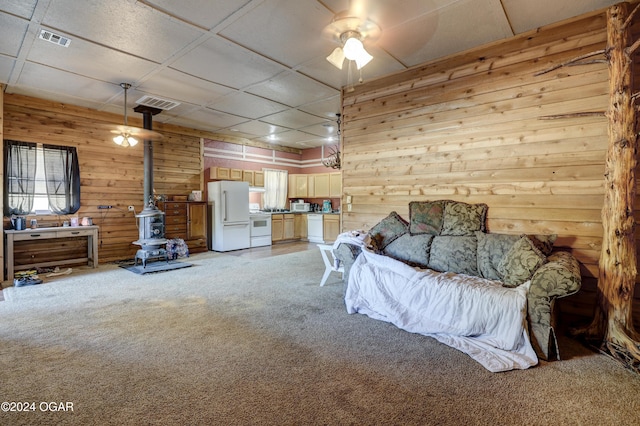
xmin=111 ymin=83 xmax=163 ymax=147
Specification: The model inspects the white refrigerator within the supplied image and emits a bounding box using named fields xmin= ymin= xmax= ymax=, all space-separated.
xmin=208 ymin=181 xmax=250 ymax=251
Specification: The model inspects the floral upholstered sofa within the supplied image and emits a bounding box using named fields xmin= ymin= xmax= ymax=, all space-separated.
xmin=334 ymin=200 xmax=582 ymax=367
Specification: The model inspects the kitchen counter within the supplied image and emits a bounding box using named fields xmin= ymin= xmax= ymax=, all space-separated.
xmin=263 ymin=211 xmax=340 ymax=215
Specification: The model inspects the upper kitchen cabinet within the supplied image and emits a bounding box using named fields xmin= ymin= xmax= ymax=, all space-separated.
xmin=329 ymin=173 xmax=342 ymax=197
xmin=288 ymin=174 xmax=309 ymax=198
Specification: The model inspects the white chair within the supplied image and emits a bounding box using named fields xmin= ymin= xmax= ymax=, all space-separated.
xmin=318 ymin=244 xmax=344 ymax=286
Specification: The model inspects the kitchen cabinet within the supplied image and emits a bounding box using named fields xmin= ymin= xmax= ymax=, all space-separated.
xmin=158 ymin=201 xmax=208 ymax=253
xmin=314 ymin=173 xmax=330 ymax=197
xmin=242 ymin=170 xmax=254 ymax=185
xmin=271 ymin=214 xmax=284 ymax=242
xmin=307 ymin=174 xmax=315 ymax=197
xmin=283 ymin=214 xmax=295 ymax=240
xmin=230 ymin=168 xmax=243 ymax=181
xmin=288 ymin=174 xmax=308 ymax=198
xmin=329 ymin=172 xmax=342 ymax=197
xmin=294 ymin=214 xmax=307 ymax=239
xmin=323 ymin=215 xmax=340 ymax=243
xmin=254 ymin=171 xmax=264 ymax=187
xmin=272 ymin=213 xmax=295 ymax=241
xmin=210 ymin=167 xmax=230 ymax=180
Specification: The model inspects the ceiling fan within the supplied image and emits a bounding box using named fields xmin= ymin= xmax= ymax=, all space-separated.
xmin=111 ymin=83 xmax=163 ymax=147
xmin=323 ymin=9 xmax=381 ymax=70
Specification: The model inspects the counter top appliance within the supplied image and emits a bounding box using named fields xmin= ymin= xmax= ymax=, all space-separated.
xmin=291 ymin=202 xmax=310 ymax=212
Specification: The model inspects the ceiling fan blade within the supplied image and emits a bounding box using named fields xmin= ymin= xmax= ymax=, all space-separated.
xmin=110 ymin=125 xmax=163 ymax=141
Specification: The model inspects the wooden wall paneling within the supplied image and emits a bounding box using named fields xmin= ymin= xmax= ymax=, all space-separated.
xmin=339 ymin=7 xmax=618 ymax=322
xmin=2 ymin=94 xmax=203 ymax=266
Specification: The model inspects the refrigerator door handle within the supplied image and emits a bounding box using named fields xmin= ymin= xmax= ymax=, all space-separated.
xmin=222 ymin=190 xmax=227 ymax=222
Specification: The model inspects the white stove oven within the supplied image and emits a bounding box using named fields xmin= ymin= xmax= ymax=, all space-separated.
xmin=249 ymin=204 xmax=272 ymax=247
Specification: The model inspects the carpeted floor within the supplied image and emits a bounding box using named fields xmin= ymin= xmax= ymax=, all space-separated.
xmin=1 ymin=249 xmax=639 ymax=425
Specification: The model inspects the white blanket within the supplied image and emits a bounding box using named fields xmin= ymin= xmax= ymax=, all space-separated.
xmin=344 ymin=248 xmax=538 ymax=372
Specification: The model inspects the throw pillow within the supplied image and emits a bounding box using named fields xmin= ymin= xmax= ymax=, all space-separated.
xmin=527 ymin=234 xmax=557 ymax=256
xmin=441 ymin=201 xmax=488 ymax=236
xmin=368 ymin=211 xmax=408 ymax=250
xmin=427 ymin=235 xmax=479 ymax=276
xmin=498 ymin=236 xmax=547 ymax=287
xmin=475 ymin=232 xmax=522 ymax=281
xmin=409 ymin=200 xmax=446 ymax=235
xmin=383 ymin=233 xmax=434 ymax=268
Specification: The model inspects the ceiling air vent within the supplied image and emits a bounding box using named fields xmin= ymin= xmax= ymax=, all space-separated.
xmin=136 ymin=95 xmax=181 ymax=111
xmin=39 ymin=29 xmax=71 ymax=47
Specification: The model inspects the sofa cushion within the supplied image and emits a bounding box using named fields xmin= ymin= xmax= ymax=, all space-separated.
xmin=409 ymin=200 xmax=446 ymax=235
xmin=441 ymin=202 xmax=488 ymax=236
xmin=383 ymin=233 xmax=434 ymax=268
xmin=475 ymin=232 xmax=522 ymax=281
xmin=498 ymin=236 xmax=547 ymax=287
xmin=428 ymin=235 xmax=478 ymax=276
xmin=368 ymin=211 xmax=408 ymax=250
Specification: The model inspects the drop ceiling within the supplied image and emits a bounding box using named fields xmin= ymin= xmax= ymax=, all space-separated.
xmin=0 ymin=0 xmax=620 ymax=149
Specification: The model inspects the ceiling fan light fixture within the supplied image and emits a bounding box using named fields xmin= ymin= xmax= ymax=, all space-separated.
xmin=111 ymin=82 xmax=163 ymax=147
xmin=326 ymin=47 xmax=346 ymax=69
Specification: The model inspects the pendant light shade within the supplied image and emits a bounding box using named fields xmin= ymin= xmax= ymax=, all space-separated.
xmin=111 ymin=83 xmax=163 ymax=147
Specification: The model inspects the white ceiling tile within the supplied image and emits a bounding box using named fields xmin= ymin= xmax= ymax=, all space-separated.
xmin=0 ymin=12 xmax=29 ymax=57
xmin=298 ymin=96 xmax=341 ymax=119
xmin=502 ymin=0 xmax=618 ymax=33
xmin=260 ymin=108 xmax=326 ymax=129
xmin=178 ymin=108 xmax=249 ymax=129
xmin=170 ymin=36 xmax=285 ymax=89
xmin=210 ymin=92 xmax=288 ymax=119
xmin=27 ymin=33 xmax=158 ymax=84
xmin=145 ymin=0 xmax=253 ymax=29
xmin=229 ymin=120 xmax=289 ymax=137
xmin=15 ymin=62 xmax=116 ymax=102
xmin=0 ymin=56 xmax=16 ymax=83
xmin=0 ymin=0 xmax=38 ymax=19
xmin=43 ymin=0 xmax=203 ymax=63
xmin=219 ymin=0 xmax=334 ymax=68
xmin=138 ymin=68 xmax=233 ymax=106
xmin=247 ymin=71 xmax=337 ymax=107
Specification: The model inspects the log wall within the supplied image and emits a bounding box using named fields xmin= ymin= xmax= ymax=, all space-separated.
xmin=2 ymin=94 xmax=202 ymax=264
xmin=340 ymin=6 xmax=638 ymax=323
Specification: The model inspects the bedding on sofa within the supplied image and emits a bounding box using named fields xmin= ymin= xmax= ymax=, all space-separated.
xmin=346 ymin=247 xmax=537 ymax=372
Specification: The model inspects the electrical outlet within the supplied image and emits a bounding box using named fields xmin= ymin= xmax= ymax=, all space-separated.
xmin=347 ymin=204 xmax=352 ymax=212
xmin=128 ymin=205 xmax=135 ymax=211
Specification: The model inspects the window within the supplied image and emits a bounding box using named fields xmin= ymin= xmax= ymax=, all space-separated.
xmin=4 ymin=140 xmax=81 ymax=216
xmin=263 ymin=169 xmax=288 ymax=210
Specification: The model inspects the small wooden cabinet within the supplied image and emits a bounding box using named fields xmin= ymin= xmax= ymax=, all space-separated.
xmin=158 ymin=201 xmax=208 ymax=253
xmin=323 ymin=214 xmax=340 ymax=243
xmin=283 ymin=214 xmax=295 ymax=240
xmin=210 ymin=166 xmax=231 ymax=180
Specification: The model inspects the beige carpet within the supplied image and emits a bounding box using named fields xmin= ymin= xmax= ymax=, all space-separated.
xmin=1 ymin=249 xmax=639 ymax=425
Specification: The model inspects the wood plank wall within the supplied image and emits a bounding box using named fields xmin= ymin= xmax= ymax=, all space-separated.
xmin=2 ymin=94 xmax=202 ymax=265
xmin=340 ymin=6 xmax=639 ymax=324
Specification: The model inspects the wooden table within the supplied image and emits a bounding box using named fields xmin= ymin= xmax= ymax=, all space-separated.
xmin=4 ymin=225 xmax=99 ymax=281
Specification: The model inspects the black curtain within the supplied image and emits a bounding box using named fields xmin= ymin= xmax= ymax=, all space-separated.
xmin=3 ymin=140 xmax=37 ymax=216
xmin=43 ymin=144 xmax=81 ymax=215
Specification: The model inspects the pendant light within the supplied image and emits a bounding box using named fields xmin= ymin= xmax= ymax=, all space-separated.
xmin=111 ymin=83 xmax=163 ymax=147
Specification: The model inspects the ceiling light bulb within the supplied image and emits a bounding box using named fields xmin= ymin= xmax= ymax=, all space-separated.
xmin=343 ymin=36 xmax=373 ymax=69
xmin=128 ymin=136 xmax=138 ymax=147
xmin=343 ymin=37 xmax=363 ymax=60
xmin=113 ymin=135 xmax=124 ymax=145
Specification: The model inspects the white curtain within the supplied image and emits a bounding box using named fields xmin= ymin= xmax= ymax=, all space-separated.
xmin=263 ymin=169 xmax=288 ymax=210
